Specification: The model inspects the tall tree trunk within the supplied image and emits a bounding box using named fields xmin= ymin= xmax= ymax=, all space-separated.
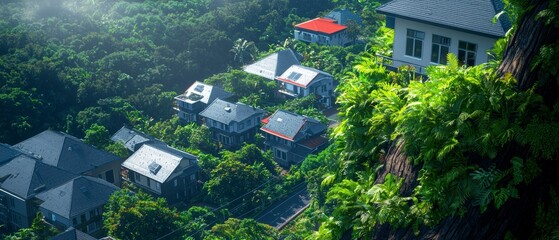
xmin=370 ymin=0 xmax=559 ymax=239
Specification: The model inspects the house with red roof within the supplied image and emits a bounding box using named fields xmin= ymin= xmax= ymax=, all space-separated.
xmin=294 ymin=18 xmax=351 ymax=46
xmin=260 ymin=110 xmax=328 ymax=167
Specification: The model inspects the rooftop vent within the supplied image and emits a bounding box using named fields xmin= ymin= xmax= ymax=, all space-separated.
xmin=224 ymin=104 xmax=231 ymax=112
xmin=148 ymin=162 xmax=162 ymax=175
xmin=277 ymin=118 xmax=283 ymax=122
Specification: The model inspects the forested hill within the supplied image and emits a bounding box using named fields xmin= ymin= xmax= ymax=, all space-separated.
xmin=0 ymin=0 xmax=356 ymax=144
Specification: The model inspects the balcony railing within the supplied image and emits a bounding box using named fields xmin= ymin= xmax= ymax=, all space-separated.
xmin=375 ymin=54 xmax=427 ymax=75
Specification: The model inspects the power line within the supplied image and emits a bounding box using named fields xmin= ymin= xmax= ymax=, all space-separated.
xmin=156 ymin=175 xmax=282 ymax=240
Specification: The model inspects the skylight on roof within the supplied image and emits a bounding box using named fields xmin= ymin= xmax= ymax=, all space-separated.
xmin=287 ymin=72 xmax=303 ymax=81
xmin=148 ymin=162 xmax=162 ymax=175
xmin=194 ymin=84 xmax=204 ymax=92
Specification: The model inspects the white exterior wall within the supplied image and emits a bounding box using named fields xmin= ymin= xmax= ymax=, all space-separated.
xmin=392 ymin=18 xmax=498 ymax=72
xmin=293 ymin=30 xmax=349 ymax=46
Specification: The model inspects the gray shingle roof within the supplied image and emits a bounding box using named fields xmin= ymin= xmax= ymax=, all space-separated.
xmin=36 ymin=176 xmax=119 ymax=219
xmin=261 ymin=110 xmax=327 ymax=141
xmin=122 ymin=144 xmax=198 ymax=183
xmin=325 ymin=9 xmax=363 ymax=25
xmin=0 ymin=155 xmax=77 ymax=199
xmin=243 ymin=49 xmax=303 ymax=80
xmin=376 ymin=0 xmax=511 ymax=38
xmin=199 ymin=99 xmax=265 ymax=125
xmin=175 ymin=81 xmax=234 ymax=105
xmin=111 ymin=126 xmax=162 ymax=152
xmin=0 ymin=143 xmax=21 ymax=166
xmin=13 ymin=130 xmax=121 ymax=174
xmin=52 ymin=227 xmax=97 ymax=240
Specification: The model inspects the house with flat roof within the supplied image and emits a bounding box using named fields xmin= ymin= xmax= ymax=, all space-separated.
xmin=199 ymin=99 xmax=265 ymax=149
xmin=36 ymin=176 xmax=119 ymax=237
xmin=260 ymin=110 xmax=328 ymax=167
xmin=243 ymin=49 xmax=303 ymax=80
xmin=121 ymin=143 xmax=200 ymax=204
xmin=174 ymin=81 xmax=234 ymax=124
xmin=294 ymin=18 xmax=351 ymax=46
xmin=0 ymin=155 xmax=77 ymax=231
xmin=376 ymin=0 xmax=511 ymax=74
xmin=276 ymin=65 xmax=335 ymax=107
xmin=13 ymin=130 xmax=122 ymax=187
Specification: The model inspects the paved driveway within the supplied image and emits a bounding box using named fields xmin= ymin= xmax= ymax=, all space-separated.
xmin=256 ymin=187 xmax=311 ymax=229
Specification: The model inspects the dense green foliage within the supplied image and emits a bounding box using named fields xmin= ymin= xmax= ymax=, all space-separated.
xmin=3 ymin=214 xmax=59 ymax=240
xmin=204 ymin=218 xmax=279 ymax=240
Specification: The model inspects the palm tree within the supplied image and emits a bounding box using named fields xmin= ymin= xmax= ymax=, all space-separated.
xmin=230 ymin=38 xmax=258 ymax=65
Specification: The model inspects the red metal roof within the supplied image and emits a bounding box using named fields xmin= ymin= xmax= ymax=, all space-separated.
xmin=295 ymin=18 xmax=347 ymax=35
xmin=261 ymin=116 xmax=271 ymax=124
xmin=260 ymin=127 xmax=294 ymax=141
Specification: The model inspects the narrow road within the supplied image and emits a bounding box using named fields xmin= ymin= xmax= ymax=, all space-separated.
xmin=255 ymin=187 xmax=311 ymax=229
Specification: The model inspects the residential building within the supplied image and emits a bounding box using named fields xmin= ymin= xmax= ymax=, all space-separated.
xmin=325 ymin=9 xmax=363 ymax=26
xmin=243 ymin=49 xmax=303 ymax=80
xmin=0 ymin=155 xmax=76 ymax=230
xmin=52 ymin=227 xmax=97 ymax=240
xmin=111 ymin=126 xmax=160 ymax=152
xmin=294 ymin=18 xmax=351 ymax=46
xmin=174 ymin=81 xmax=234 ymax=124
xmin=121 ymin=143 xmax=200 ymax=204
xmin=199 ymin=99 xmax=265 ymax=149
xmin=260 ymin=110 xmax=328 ymax=167
xmin=36 ymin=176 xmax=119 ymax=237
xmin=276 ymin=65 xmax=335 ymax=107
xmin=376 ymin=0 xmax=511 ymax=74
xmin=13 ymin=130 xmax=123 ymax=187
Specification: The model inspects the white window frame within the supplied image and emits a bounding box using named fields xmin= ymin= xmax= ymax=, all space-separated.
xmin=405 ymin=29 xmax=425 ymax=58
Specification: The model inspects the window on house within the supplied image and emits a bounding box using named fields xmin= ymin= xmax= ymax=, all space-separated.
xmin=238 ymin=123 xmax=244 ymax=130
xmin=147 ymin=178 xmax=151 ymax=187
xmin=105 ymin=170 xmax=114 ymax=183
xmin=51 ymin=213 xmax=56 ymax=222
xmin=275 ymin=149 xmax=287 ymax=160
xmin=458 ymin=41 xmax=477 ymax=66
xmin=405 ymin=29 xmax=424 ymax=58
xmin=134 ymin=172 xmax=141 ymax=182
xmin=431 ymin=35 xmax=450 ymax=64
xmin=81 ymin=214 xmax=86 ymax=223
xmin=174 ymin=179 xmax=178 ymax=187
xmin=155 ymin=182 xmax=161 ymax=191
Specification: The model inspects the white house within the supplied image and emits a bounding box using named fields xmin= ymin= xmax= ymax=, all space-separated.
xmin=275 ymin=65 xmax=335 ymax=107
xmin=376 ymin=0 xmax=511 ymax=74
xmin=294 ymin=18 xmax=350 ymax=46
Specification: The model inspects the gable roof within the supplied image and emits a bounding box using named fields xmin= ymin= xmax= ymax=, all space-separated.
xmin=276 ymin=65 xmax=333 ymax=88
xmin=13 ymin=130 xmax=121 ymax=175
xmin=175 ymin=81 xmax=234 ymax=105
xmin=52 ymin=227 xmax=97 ymax=240
xmin=111 ymin=126 xmax=162 ymax=152
xmin=0 ymin=143 xmax=21 ymax=166
xmin=199 ymin=99 xmax=265 ymax=125
xmin=243 ymin=49 xmax=303 ymax=80
xmin=36 ymin=176 xmax=119 ymax=219
xmin=122 ymin=144 xmax=198 ymax=183
xmin=376 ymin=0 xmax=511 ymax=38
xmin=325 ymin=9 xmax=363 ymax=25
xmin=295 ymin=18 xmax=347 ymax=35
xmin=260 ymin=110 xmax=327 ymax=141
xmin=0 ymin=155 xmax=76 ymax=199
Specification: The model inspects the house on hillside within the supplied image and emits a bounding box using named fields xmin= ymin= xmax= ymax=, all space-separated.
xmin=121 ymin=143 xmax=200 ymax=204
xmin=260 ymin=110 xmax=328 ymax=167
xmin=111 ymin=126 xmax=161 ymax=152
xmin=243 ymin=49 xmax=303 ymax=80
xmin=0 ymin=155 xmax=76 ymax=231
xmin=376 ymin=0 xmax=511 ymax=74
xmin=174 ymin=81 xmax=234 ymax=124
xmin=52 ymin=228 xmax=97 ymax=240
xmin=199 ymin=99 xmax=265 ymax=149
xmin=276 ymin=65 xmax=335 ymax=107
xmin=36 ymin=176 xmax=119 ymax=237
xmin=294 ymin=18 xmax=351 ymax=46
xmin=325 ymin=9 xmax=363 ymax=26
xmin=13 ymin=130 xmax=122 ymax=187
